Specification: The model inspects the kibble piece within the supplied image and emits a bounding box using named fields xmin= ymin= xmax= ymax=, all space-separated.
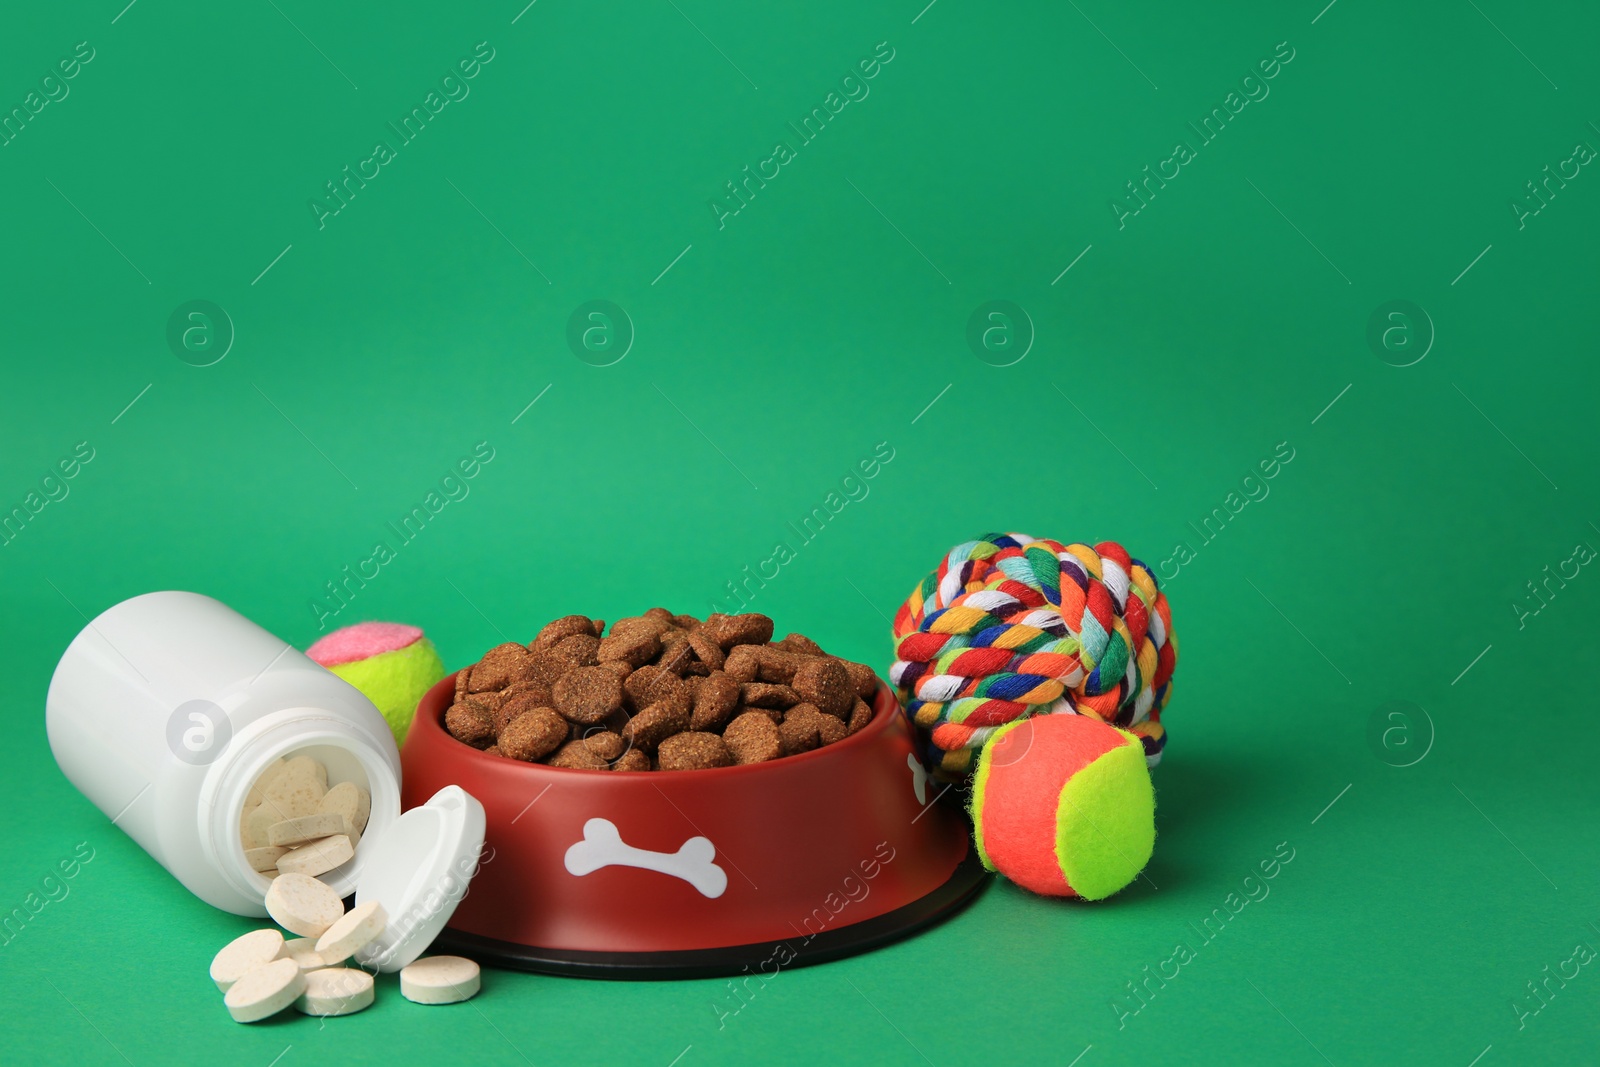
xmin=777 ymin=633 xmax=826 ymax=657
xmin=500 ymin=677 xmax=551 ymax=703
xmin=315 ymin=900 xmax=387 ymax=964
xmin=784 ymin=703 xmax=847 ymax=750
xmin=623 ymin=699 xmax=692 ymax=751
xmin=722 ymin=645 xmax=762 ymax=684
xmin=498 ymin=706 xmax=568 ymax=761
xmin=551 ymin=633 xmax=602 ymax=667
xmin=623 ymin=665 xmax=670 ymax=711
xmin=599 ymin=630 xmax=661 ymax=669
xmin=657 ymin=638 xmax=694 ymax=675
xmin=533 ymin=614 xmax=600 ymax=650
xmin=779 ymin=712 xmax=822 ymax=756
xmin=210 ymin=928 xmax=285 ymax=992
xmin=445 ymin=700 xmax=496 ymax=748
xmin=686 ymin=631 xmax=724 ymax=670
xmin=612 ymin=749 xmax=652 ymax=772
xmin=469 ymin=642 xmax=534 ymax=691
xmin=612 ymin=613 xmax=672 ymax=639
xmin=658 ymin=732 xmax=735 ymax=771
xmin=454 ymin=670 xmax=471 ymax=701
xmin=295 ymin=967 xmax=375 ymax=1017
xmin=482 ymin=746 xmax=504 ymax=758
xmin=319 ymin=781 xmax=371 ymax=837
xmin=752 ymin=647 xmax=798 ymax=684
xmin=225 ymin=957 xmax=306 ymax=1023
xmin=268 ymin=812 xmax=347 ymax=848
xmin=596 ymin=659 xmax=634 ymax=680
xmin=724 ymin=712 xmax=783 ymax=764
xmin=811 ymin=707 xmax=849 ymax=745
xmin=839 ymin=659 xmax=880 ymax=699
xmin=547 ymin=740 xmax=609 ymax=770
xmin=525 ymin=650 xmax=575 ymax=693
xmin=400 ymin=955 xmax=480 ymax=1005
xmin=470 ymin=688 xmax=506 ymax=717
xmin=246 ymin=846 xmax=288 ymax=873
xmin=703 ymin=612 xmax=775 ymax=650
xmin=690 ymin=672 xmax=740 ymax=731
xmin=741 ymin=682 xmax=801 ymax=710
xmin=493 ymin=691 xmax=543 ymax=735
xmin=792 ymin=658 xmax=854 ymax=717
xmin=552 ymin=666 xmax=625 ymax=725
xmin=673 ymin=613 xmax=703 ymax=630
xmin=280 ymin=938 xmax=329 ymax=973
xmin=847 ymin=696 xmax=874 ymax=734
xmin=578 ymin=730 xmax=626 ymax=762
xmin=277 ymin=835 xmax=354 ymax=878
xmin=626 ymin=667 xmax=691 ymax=716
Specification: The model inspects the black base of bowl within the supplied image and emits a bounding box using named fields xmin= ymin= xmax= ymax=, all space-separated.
xmin=435 ymin=849 xmax=990 ymax=980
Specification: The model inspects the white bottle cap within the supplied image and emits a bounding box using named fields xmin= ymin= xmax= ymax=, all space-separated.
xmin=353 ymin=785 xmax=486 ymax=973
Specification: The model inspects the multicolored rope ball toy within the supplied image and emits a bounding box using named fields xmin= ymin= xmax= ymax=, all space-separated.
xmin=891 ymin=533 xmax=1178 ymax=781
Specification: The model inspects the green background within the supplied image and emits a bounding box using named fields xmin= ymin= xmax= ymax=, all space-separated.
xmin=3 ymin=0 xmax=1597 ymax=1063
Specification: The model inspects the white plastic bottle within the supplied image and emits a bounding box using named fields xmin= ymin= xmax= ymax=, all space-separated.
xmin=46 ymin=591 xmax=403 ymax=916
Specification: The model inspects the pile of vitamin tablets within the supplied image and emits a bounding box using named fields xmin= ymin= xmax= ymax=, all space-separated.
xmin=212 ymin=754 xmax=481 ymax=1024
xmin=210 ymin=868 xmax=480 ymax=1022
xmin=446 ymin=610 xmax=880 ymax=770
xmin=239 ymin=755 xmax=370 ymax=877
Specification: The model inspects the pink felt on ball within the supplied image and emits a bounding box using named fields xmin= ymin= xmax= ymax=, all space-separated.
xmin=306 ymin=622 xmax=425 ymax=666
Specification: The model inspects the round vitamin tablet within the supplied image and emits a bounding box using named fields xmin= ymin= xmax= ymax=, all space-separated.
xmin=276 ymin=835 xmax=354 ymax=878
xmin=399 ymin=956 xmax=481 ymax=1004
xmin=209 ymin=928 xmax=285 ymax=992
xmin=268 ymin=812 xmax=347 ymax=848
xmin=314 ymin=900 xmax=386 ymax=964
xmin=245 ymin=846 xmax=287 ymax=873
xmin=224 ymin=957 xmax=305 ymax=1023
xmin=264 ymin=873 xmax=344 ymax=938
xmin=280 ymin=938 xmax=328 ymax=972
xmin=319 ymin=781 xmax=371 ymax=836
xmin=294 ymin=967 xmax=375 ymax=1017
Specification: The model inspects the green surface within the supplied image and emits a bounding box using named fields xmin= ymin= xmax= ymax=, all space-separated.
xmin=3 ymin=0 xmax=1597 ymax=1063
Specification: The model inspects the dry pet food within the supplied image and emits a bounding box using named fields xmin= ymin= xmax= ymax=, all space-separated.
xmin=447 ymin=611 xmax=880 ymax=770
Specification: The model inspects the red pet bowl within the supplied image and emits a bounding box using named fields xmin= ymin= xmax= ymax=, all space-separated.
xmin=401 ymin=672 xmax=986 ymax=978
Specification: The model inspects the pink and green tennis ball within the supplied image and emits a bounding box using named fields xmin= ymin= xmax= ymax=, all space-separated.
xmin=970 ymin=712 xmax=1155 ymax=900
xmin=306 ymin=622 xmax=444 ymax=745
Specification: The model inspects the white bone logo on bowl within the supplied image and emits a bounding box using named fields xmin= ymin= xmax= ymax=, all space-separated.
xmin=563 ymin=818 xmax=728 ymax=899
xmin=908 ymin=753 xmax=929 ymax=805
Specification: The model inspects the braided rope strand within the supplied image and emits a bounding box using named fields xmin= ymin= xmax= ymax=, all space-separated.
xmin=892 ymin=532 xmax=1177 ymax=779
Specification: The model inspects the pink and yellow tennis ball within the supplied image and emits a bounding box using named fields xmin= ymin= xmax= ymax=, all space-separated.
xmin=306 ymin=622 xmax=445 ymax=745
xmin=970 ymin=712 xmax=1155 ymax=900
